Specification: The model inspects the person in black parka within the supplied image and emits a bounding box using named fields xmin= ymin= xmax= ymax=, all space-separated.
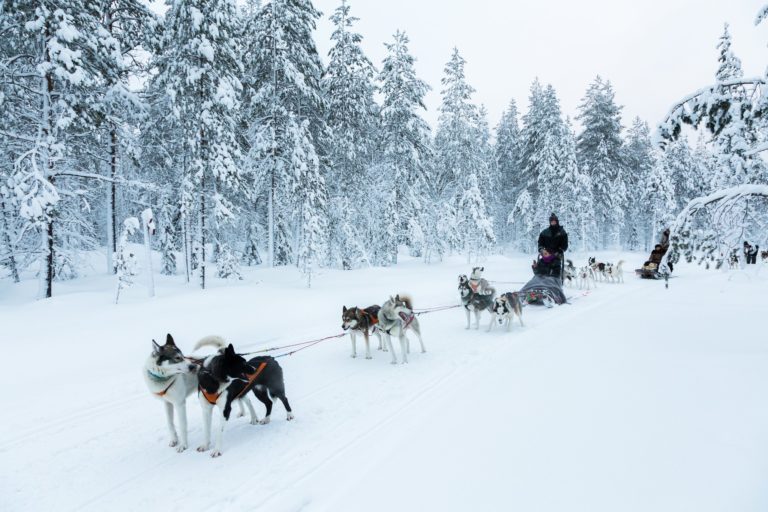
xmin=538 ymin=213 xmax=568 ymax=280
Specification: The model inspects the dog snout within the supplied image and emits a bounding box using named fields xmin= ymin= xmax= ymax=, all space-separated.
xmin=188 ymin=364 xmax=198 ymax=372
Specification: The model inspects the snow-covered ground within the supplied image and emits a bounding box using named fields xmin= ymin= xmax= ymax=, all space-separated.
xmin=1 ymin=251 xmax=767 ymax=512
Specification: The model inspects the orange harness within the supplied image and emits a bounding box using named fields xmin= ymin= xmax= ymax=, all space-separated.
xmin=199 ymin=362 xmax=268 ymax=405
xmin=154 ymin=379 xmax=176 ymax=397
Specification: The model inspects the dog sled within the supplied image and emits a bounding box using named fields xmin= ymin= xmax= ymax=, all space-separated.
xmin=635 ymin=263 xmax=670 ymax=280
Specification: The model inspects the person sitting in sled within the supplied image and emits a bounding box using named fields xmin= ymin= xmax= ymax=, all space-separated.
xmin=643 ymin=229 xmax=673 ymax=273
xmin=520 ymin=248 xmax=567 ymax=307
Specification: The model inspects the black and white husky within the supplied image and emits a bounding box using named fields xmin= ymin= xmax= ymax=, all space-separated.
xmin=195 ymin=337 xmax=294 ymax=457
xmin=491 ymin=292 xmax=524 ymax=331
xmin=459 ymin=274 xmax=496 ymax=330
xmin=378 ymin=294 xmax=426 ymax=364
xmin=143 ymin=334 xmax=200 ymax=452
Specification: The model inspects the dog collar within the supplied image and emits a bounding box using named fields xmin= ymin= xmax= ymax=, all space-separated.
xmin=147 ymin=369 xmax=173 ymax=383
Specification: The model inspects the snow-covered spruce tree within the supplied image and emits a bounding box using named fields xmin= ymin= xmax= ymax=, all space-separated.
xmin=576 ymin=76 xmax=627 ymax=249
xmin=0 ymin=1 xmax=120 ymax=298
xmin=115 ymin=217 xmax=140 ymax=304
xmin=493 ymin=99 xmax=522 ymax=245
xmin=242 ymin=222 xmax=262 ymax=266
xmin=159 ymin=198 xmax=177 ymax=276
xmin=642 ymin=150 xmax=677 ymax=246
xmin=457 ymin=173 xmax=495 ymax=263
xmin=623 ymin=118 xmax=655 ymax=249
xmin=555 ymin=117 xmax=593 ymax=252
xmin=152 ymin=0 xmax=244 ymax=289
xmin=377 ymin=30 xmax=432 ymax=264
xmin=0 ymin=182 xmax=21 ymax=282
xmin=243 ymin=0 xmax=327 ymax=268
xmin=216 ymin=242 xmax=242 ymax=279
xmin=432 ymin=48 xmax=493 ymax=257
xmin=322 ymin=0 xmax=377 ymax=269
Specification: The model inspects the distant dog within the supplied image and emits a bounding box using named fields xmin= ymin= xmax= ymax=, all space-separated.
xmin=342 ymin=305 xmax=384 ymax=359
xmin=143 ymin=334 xmax=200 ymax=452
xmin=577 ymin=265 xmax=594 ymax=290
xmin=604 ymin=260 xmax=625 ymax=283
xmin=195 ymin=338 xmax=294 ymax=457
xmin=469 ymin=267 xmax=495 ymax=295
xmin=761 ymin=250 xmax=768 ymax=263
xmin=563 ymin=259 xmax=576 ymax=287
xmin=491 ymin=292 xmax=524 ymax=331
xmin=459 ymin=274 xmax=496 ymax=330
xmin=378 ymin=294 xmax=425 ymax=364
xmin=728 ymin=252 xmax=739 ymax=269
xmin=588 ymin=257 xmax=607 ymax=281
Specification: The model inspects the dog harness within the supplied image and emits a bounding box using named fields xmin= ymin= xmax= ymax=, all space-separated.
xmin=360 ymin=309 xmax=379 ymax=326
xmin=199 ymin=361 xmax=268 ymax=405
xmin=154 ymin=378 xmax=176 ymax=397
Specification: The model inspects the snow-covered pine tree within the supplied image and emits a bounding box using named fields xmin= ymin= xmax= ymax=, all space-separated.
xmin=716 ymin=23 xmax=743 ymax=83
xmin=576 ymin=76 xmax=627 ymax=248
xmin=152 ymin=0 xmax=244 ymax=289
xmin=493 ymin=99 xmax=522 ymax=245
xmin=92 ymin=0 xmax=158 ymax=274
xmin=243 ymin=0 xmax=327 ymax=268
xmin=1 ymin=1 xmax=119 ymax=298
xmin=322 ymin=0 xmax=377 ymax=269
xmin=457 ymin=173 xmax=495 ymax=263
xmin=115 ymin=217 xmax=140 ymax=304
xmin=242 ymin=222 xmax=262 ymax=266
xmin=216 ymin=242 xmax=242 ymax=279
xmin=159 ymin=198 xmax=177 ymax=276
xmin=642 ymin=150 xmax=677 ymax=246
xmin=377 ymin=30 xmax=432 ymax=264
xmin=623 ymin=118 xmax=654 ymax=249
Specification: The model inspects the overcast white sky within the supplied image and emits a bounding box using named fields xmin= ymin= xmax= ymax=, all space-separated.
xmin=309 ymin=0 xmax=768 ymax=131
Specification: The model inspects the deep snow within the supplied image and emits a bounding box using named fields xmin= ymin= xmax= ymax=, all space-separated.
xmin=1 ymin=251 xmax=767 ymax=512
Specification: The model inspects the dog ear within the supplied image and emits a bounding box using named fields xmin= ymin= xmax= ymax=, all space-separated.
xmin=395 ymin=294 xmax=400 ymax=302
xmin=225 ymin=343 xmax=236 ymax=356
xmin=343 ymin=306 xmax=347 ymax=313
xmin=480 ymin=266 xmax=484 ymax=271
xmin=152 ymin=339 xmax=161 ymax=353
xmin=165 ymin=333 xmax=176 ymax=346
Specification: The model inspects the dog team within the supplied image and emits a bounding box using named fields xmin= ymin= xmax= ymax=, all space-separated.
xmin=144 ymin=260 xmax=623 ymax=457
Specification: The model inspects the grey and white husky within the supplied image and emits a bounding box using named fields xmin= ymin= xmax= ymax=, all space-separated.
xmin=378 ymin=294 xmax=426 ymax=364
xmin=459 ymin=274 xmax=496 ymax=330
xmin=469 ymin=266 xmax=495 ymax=295
xmin=143 ymin=334 xmax=201 ymax=452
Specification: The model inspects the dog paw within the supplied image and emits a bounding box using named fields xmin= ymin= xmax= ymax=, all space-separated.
xmin=169 ymin=439 xmax=178 ymax=448
xmin=237 ymin=411 xmax=245 ymax=418
xmin=259 ymin=417 xmax=271 ymax=425
xmin=196 ymin=444 xmax=209 ymax=452
xmin=286 ymin=413 xmax=295 ymax=421
xmin=176 ymin=444 xmax=187 ymax=453
xmin=365 ymin=355 xmax=372 ymax=360
xmin=250 ymin=417 xmax=260 ymax=425
xmin=210 ymin=450 xmax=222 ymax=458
xmin=350 ymin=354 xmax=356 ymax=358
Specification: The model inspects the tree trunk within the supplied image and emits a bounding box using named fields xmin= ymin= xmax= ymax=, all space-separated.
xmin=0 ymin=195 xmax=20 ymax=283
xmin=39 ymin=26 xmax=55 ymax=299
xmin=108 ymin=126 xmax=118 ymax=273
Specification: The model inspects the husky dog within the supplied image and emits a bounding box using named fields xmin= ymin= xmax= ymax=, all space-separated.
xmin=143 ymin=334 xmax=200 ymax=452
xmin=577 ymin=265 xmax=594 ymax=290
xmin=195 ymin=338 xmax=294 ymax=457
xmin=342 ymin=305 xmax=384 ymax=359
xmin=761 ymin=250 xmax=768 ymax=263
xmin=378 ymin=294 xmax=426 ymax=364
xmin=459 ymin=274 xmax=496 ymax=330
xmin=491 ymin=292 xmax=524 ymax=331
xmin=563 ymin=259 xmax=576 ymax=287
xmin=588 ymin=257 xmax=607 ymax=281
xmin=469 ymin=267 xmax=496 ymax=295
xmin=605 ymin=260 xmax=625 ymax=283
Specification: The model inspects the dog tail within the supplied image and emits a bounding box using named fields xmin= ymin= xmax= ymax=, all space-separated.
xmin=194 ymin=335 xmax=227 ymax=351
xmin=398 ymin=293 xmax=414 ymax=310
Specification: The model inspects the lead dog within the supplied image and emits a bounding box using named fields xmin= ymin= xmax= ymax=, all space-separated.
xmin=491 ymin=292 xmax=524 ymax=331
xmin=195 ymin=338 xmax=294 ymax=457
xmin=378 ymin=294 xmax=426 ymax=364
xmin=459 ymin=274 xmax=496 ymax=330
xmin=342 ymin=305 xmax=384 ymax=359
xmin=143 ymin=334 xmax=200 ymax=452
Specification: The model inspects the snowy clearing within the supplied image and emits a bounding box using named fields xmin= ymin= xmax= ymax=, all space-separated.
xmin=1 ymin=253 xmax=767 ymax=512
